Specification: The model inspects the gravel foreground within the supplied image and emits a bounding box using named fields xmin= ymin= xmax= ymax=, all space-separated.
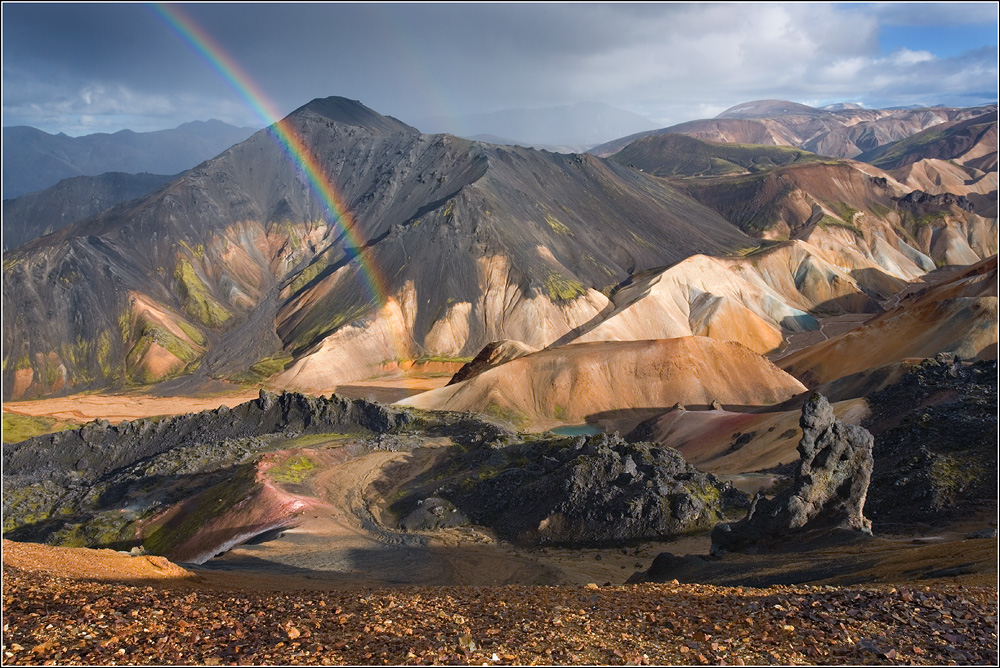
xmin=2 ymin=563 xmax=997 ymax=666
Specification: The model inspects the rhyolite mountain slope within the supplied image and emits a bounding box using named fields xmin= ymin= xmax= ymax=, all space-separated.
xmin=2 ymin=120 xmax=257 ymax=198
xmin=777 ymin=256 xmax=998 ymax=386
xmin=545 ymin=134 xmax=994 ymax=363
xmin=607 ymin=133 xmax=996 ymax=265
xmin=3 ymin=172 xmax=176 ymax=250
xmin=419 ymin=132 xmax=997 ymax=434
xmin=398 ymin=337 xmax=808 ymax=432
xmin=859 ymin=112 xmax=998 ymax=219
xmin=857 ymin=112 xmax=998 ymax=172
xmin=589 ymin=101 xmax=996 ymax=160
xmin=2 ymin=96 xmax=753 ymax=400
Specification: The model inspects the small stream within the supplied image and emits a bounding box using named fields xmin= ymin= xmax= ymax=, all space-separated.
xmin=549 ymin=424 xmax=603 ymax=436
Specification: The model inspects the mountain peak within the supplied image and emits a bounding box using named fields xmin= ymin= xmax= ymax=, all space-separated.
xmin=289 ymin=96 xmax=418 ymax=135
xmin=717 ymin=100 xmax=822 ymax=119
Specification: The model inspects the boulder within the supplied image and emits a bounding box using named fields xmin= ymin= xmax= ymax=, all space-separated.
xmin=625 ymin=551 xmax=713 ymax=584
xmin=711 ymin=393 xmax=873 ymax=554
xmin=401 ymin=497 xmax=469 ymax=531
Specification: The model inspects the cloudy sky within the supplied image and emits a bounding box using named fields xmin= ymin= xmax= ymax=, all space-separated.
xmin=3 ymin=2 xmax=997 ymax=136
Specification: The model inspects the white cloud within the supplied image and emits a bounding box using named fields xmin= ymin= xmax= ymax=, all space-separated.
xmin=889 ymin=48 xmax=937 ymax=65
xmin=3 ymin=73 xmax=257 ymax=135
xmin=2 ymin=3 xmax=996 ymax=134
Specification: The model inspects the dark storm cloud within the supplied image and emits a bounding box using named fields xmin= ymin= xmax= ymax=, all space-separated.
xmin=2 ymin=3 xmax=997 ymax=136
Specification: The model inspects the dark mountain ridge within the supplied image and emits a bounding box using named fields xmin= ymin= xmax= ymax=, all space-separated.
xmin=857 ymin=111 xmax=998 ymax=171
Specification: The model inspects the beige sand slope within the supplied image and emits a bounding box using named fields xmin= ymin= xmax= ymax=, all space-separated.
xmin=566 ymin=255 xmax=799 ymax=354
xmin=778 ymin=256 xmax=998 ymax=386
xmin=892 ymin=158 xmax=998 ymax=198
xmin=399 ymin=336 xmax=807 ymax=432
xmin=273 ymin=267 xmax=613 ymax=394
xmin=561 ymin=239 xmax=910 ymax=355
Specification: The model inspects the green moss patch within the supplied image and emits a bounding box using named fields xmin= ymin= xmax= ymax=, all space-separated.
xmin=486 ymin=402 xmax=529 ymax=430
xmin=173 ymin=257 xmax=232 ymax=328
xmin=545 ymin=214 xmax=573 ymax=236
xmin=227 ymin=353 xmax=294 ymax=385
xmin=817 ymin=214 xmax=861 ymax=234
xmin=2 ymin=413 xmax=80 ymax=444
xmin=413 ymin=354 xmax=475 ymax=364
xmin=125 ymin=319 xmax=203 ymax=385
xmin=289 ymin=255 xmax=330 ymax=296
xmin=544 ymin=273 xmax=586 ymax=302
xmin=268 ymin=454 xmax=317 ymax=485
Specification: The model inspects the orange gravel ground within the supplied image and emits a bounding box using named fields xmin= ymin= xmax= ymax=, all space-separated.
xmin=1 ymin=375 xmax=451 ymax=426
xmin=2 ymin=541 xmax=997 ymax=666
xmin=1 ymin=392 xmax=261 ymax=425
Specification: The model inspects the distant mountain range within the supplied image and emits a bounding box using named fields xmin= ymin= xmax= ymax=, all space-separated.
xmin=415 ymin=101 xmax=658 ymax=148
xmin=589 ymin=99 xmax=997 ymax=159
xmin=2 ymin=119 xmax=258 ymax=198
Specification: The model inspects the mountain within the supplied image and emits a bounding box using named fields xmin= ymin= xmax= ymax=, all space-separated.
xmin=819 ymin=103 xmax=866 ymax=112
xmin=857 ymin=112 xmax=998 ymax=171
xmin=606 ymin=133 xmax=995 ymax=267
xmin=3 ymin=172 xmax=176 ymax=250
xmin=398 ymin=336 xmax=808 ymax=432
xmin=416 ymin=101 xmax=659 ymax=148
xmin=464 ymin=134 xmax=592 ymax=155
xmin=589 ymin=101 xmax=996 ymax=160
xmin=2 ymin=96 xmax=753 ymax=400
xmin=398 ymin=132 xmax=995 ymax=431
xmin=2 ymin=119 xmax=257 ymax=198
xmin=610 ymin=133 xmax=823 ymax=178
xmin=717 ymin=99 xmax=825 ymax=118
xmin=777 ymin=256 xmax=998 ymax=386
xmin=857 ymin=112 xmax=998 ymax=218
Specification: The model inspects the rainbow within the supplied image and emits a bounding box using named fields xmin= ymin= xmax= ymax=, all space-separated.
xmin=150 ymin=2 xmax=388 ymax=308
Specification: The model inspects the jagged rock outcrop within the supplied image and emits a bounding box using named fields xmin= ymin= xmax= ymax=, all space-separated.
xmin=400 ymin=497 xmax=470 ymax=531
xmin=895 ymin=190 xmax=975 ymax=212
xmin=447 ymin=340 xmax=538 ymax=386
xmin=3 ymin=390 xmax=408 ymax=488
xmin=396 ymin=432 xmax=749 ymax=546
xmin=710 ymin=394 xmax=873 ymax=554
